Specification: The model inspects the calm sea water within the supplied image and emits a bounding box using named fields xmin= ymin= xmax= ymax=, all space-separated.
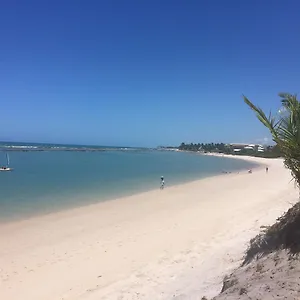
xmin=0 ymin=150 xmax=257 ymax=222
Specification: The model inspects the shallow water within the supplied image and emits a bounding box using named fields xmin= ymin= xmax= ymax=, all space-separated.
xmin=0 ymin=150 xmax=257 ymax=221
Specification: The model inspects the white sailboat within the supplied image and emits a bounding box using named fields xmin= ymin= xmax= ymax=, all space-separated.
xmin=0 ymin=153 xmax=13 ymax=171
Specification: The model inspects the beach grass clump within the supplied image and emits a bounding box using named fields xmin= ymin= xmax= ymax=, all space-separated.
xmin=243 ymin=201 xmax=300 ymax=265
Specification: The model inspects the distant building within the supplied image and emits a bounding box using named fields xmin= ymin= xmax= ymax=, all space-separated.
xmin=229 ymin=143 xmax=250 ymax=148
xmin=228 ymin=143 xmax=265 ymax=153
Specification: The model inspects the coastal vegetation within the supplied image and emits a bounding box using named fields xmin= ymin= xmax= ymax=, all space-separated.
xmin=178 ymin=142 xmax=230 ymax=153
xmin=244 ymin=93 xmax=300 ymax=187
xmin=209 ymin=93 xmax=300 ymax=300
xmin=203 ymin=93 xmax=300 ymax=300
xmin=177 ymin=142 xmax=281 ymax=158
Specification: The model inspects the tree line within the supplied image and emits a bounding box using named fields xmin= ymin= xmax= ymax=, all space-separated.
xmin=178 ymin=142 xmax=281 ymax=158
xmin=178 ymin=142 xmax=230 ymax=153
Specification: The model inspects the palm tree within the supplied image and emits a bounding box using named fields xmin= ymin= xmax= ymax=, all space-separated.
xmin=243 ymin=93 xmax=300 ymax=187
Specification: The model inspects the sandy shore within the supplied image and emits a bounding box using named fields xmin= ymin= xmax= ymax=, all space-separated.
xmin=0 ymin=156 xmax=298 ymax=300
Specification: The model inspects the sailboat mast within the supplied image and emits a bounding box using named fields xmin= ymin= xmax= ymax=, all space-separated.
xmin=6 ymin=153 xmax=9 ymax=166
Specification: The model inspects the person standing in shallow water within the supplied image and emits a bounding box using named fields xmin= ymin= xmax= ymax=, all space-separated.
xmin=160 ymin=176 xmax=165 ymax=189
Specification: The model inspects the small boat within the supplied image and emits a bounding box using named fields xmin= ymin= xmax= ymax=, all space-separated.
xmin=0 ymin=153 xmax=13 ymax=171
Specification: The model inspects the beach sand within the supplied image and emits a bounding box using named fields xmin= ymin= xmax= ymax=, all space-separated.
xmin=0 ymin=156 xmax=297 ymax=300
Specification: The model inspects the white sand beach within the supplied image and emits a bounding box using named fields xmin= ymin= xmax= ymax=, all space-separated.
xmin=0 ymin=156 xmax=298 ymax=300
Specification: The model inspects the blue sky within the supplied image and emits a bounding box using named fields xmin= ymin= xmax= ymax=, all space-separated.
xmin=1 ymin=0 xmax=299 ymax=147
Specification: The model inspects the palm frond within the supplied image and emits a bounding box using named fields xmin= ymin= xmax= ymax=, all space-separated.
xmin=244 ymin=93 xmax=300 ymax=189
xmin=243 ymin=95 xmax=278 ymax=138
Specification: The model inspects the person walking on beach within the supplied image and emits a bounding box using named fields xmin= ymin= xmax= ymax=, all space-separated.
xmin=266 ymin=166 xmax=269 ymax=173
xmin=160 ymin=176 xmax=165 ymax=190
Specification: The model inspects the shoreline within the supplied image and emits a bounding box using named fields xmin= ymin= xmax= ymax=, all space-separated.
xmin=0 ymin=154 xmax=259 ymax=225
xmin=0 ymin=156 xmax=296 ymax=300
xmin=0 ymin=162 xmax=258 ymax=228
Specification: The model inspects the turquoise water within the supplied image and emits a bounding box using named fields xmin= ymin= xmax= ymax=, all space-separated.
xmin=0 ymin=150 xmax=257 ymax=222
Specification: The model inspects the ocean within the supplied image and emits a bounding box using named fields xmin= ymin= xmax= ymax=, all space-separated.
xmin=0 ymin=146 xmax=258 ymax=222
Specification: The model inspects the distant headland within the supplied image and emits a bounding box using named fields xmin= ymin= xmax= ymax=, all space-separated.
xmin=159 ymin=142 xmax=281 ymax=158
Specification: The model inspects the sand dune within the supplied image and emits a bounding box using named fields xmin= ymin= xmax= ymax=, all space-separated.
xmin=0 ymin=156 xmax=297 ymax=300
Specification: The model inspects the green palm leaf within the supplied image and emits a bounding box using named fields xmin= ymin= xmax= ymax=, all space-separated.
xmin=244 ymin=93 xmax=300 ymax=188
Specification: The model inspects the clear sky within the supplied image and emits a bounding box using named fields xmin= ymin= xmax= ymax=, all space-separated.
xmin=1 ymin=0 xmax=299 ymax=147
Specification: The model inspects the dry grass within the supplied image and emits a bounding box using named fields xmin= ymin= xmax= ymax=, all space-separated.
xmin=243 ymin=201 xmax=300 ymax=265
xmin=220 ymin=274 xmax=239 ymax=293
xmin=211 ymin=201 xmax=300 ymax=300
